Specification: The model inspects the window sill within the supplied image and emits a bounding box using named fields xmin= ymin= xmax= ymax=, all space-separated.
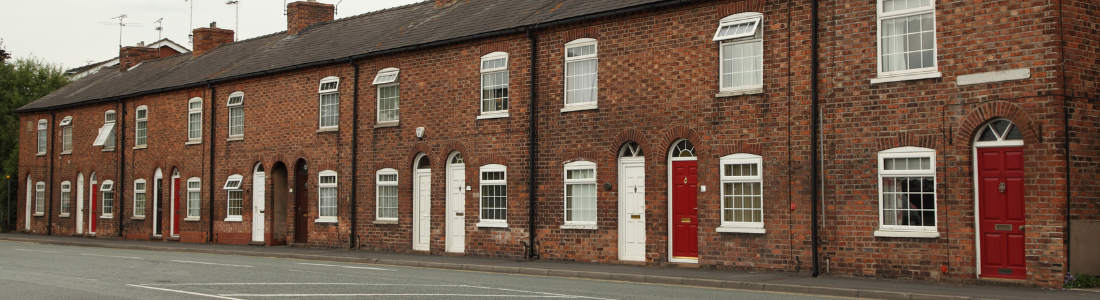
xmin=716 ymin=226 xmax=765 ymax=234
xmin=715 ymin=88 xmax=764 ymax=98
xmin=374 ymin=121 xmax=399 ymax=128
xmin=874 ymin=229 xmax=939 ymax=238
xmin=870 ymin=71 xmax=942 ymax=84
xmin=184 ymin=217 xmax=201 ymax=222
xmin=101 ymin=214 xmax=113 ymax=219
xmin=60 ymin=151 xmax=72 ymax=155
xmin=373 ymin=219 xmax=398 ymax=225
xmin=59 ymin=213 xmax=70 ymax=218
xmin=185 ymin=141 xmax=202 ymax=145
xmin=224 ymin=216 xmax=242 ymax=222
xmin=33 ymin=213 xmax=44 ymax=217
xmin=102 ymin=148 xmax=115 ymax=152
xmin=315 ymin=217 xmax=338 ymax=223
xmin=36 ymin=153 xmax=46 ymax=156
xmin=561 ymin=104 xmax=598 ymax=113
xmin=477 ymin=112 xmax=510 ymax=120
xmin=132 ymin=145 xmax=147 ymax=150
xmin=132 ymin=216 xmax=145 ymax=220
xmin=560 ymin=224 xmax=597 ymax=230
xmin=316 ymin=127 xmax=338 ymax=133
xmin=476 ymin=221 xmax=508 ymax=228
xmin=227 ymin=136 xmax=244 ymax=142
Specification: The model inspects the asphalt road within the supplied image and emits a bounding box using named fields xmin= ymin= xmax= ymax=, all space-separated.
xmin=0 ymin=240 xmax=853 ymax=300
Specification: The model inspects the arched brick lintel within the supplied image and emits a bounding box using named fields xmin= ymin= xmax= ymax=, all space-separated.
xmin=660 ymin=125 xmax=707 ymax=160
xmin=953 ymin=101 xmax=1040 ymax=147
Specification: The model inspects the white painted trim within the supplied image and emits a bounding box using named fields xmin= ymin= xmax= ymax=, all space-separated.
xmin=560 ymin=103 xmax=597 ymax=113
xmin=716 ymin=227 xmax=766 ymax=234
xmin=715 ymin=89 xmax=764 ymax=98
xmin=314 ymin=217 xmax=338 ymax=223
xmin=871 ymin=72 xmax=942 ymax=84
xmin=874 ymin=230 xmax=939 ymax=238
xmin=559 ymin=224 xmax=597 ymax=230
xmin=476 ymin=112 xmax=509 ymax=120
xmin=476 ymin=221 xmax=508 ymax=228
xmin=670 ymin=257 xmax=698 ymax=264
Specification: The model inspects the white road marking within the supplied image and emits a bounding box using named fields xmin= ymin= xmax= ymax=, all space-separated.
xmin=12 ymin=249 xmax=60 ymax=253
xmin=134 ymin=283 xmax=612 ymax=300
xmin=296 ymin=262 xmax=393 ymax=271
xmin=216 ymin=292 xmax=594 ymax=294
xmin=170 ymin=260 xmax=252 ymax=268
xmin=82 ymin=253 xmax=143 ymax=259
xmin=128 ymin=284 xmax=244 ymax=300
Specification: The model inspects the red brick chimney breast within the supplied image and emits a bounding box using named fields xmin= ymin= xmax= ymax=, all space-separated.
xmin=119 ymin=46 xmax=159 ymax=72
xmin=192 ymin=22 xmax=235 ymax=57
xmin=436 ymin=0 xmax=459 ymax=7
xmin=287 ymin=1 xmax=335 ymax=36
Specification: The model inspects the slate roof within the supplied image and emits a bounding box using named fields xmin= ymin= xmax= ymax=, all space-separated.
xmin=18 ymin=0 xmax=671 ymax=112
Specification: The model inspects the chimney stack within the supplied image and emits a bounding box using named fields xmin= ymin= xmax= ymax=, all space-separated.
xmin=119 ymin=42 xmax=159 ymax=72
xmin=287 ymin=0 xmax=335 ymax=36
xmin=192 ymin=22 xmax=235 ymax=57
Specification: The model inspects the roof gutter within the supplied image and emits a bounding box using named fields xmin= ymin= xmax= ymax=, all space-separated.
xmin=17 ymin=0 xmax=702 ymax=114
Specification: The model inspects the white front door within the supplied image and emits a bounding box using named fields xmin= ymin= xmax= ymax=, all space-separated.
xmin=76 ymin=174 xmax=84 ymax=234
xmin=446 ymin=164 xmax=466 ymax=253
xmin=413 ymin=170 xmax=431 ymax=251
xmin=252 ymin=171 xmax=266 ymax=242
xmin=619 ymin=157 xmax=646 ymax=261
xmin=25 ymin=177 xmax=31 ymax=231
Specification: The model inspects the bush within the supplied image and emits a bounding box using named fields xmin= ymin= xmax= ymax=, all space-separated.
xmin=1065 ymin=273 xmax=1100 ymax=289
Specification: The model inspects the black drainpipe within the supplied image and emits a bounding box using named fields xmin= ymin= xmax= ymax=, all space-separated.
xmin=207 ymin=83 xmax=217 ymax=243
xmin=526 ymin=29 xmax=539 ymax=260
xmin=118 ymin=100 xmax=126 ymax=237
xmin=349 ymin=58 xmax=361 ymax=249
xmin=47 ymin=111 xmax=55 ymax=236
xmin=1057 ymin=0 xmax=1071 ymax=272
xmin=810 ymin=0 xmax=821 ymax=277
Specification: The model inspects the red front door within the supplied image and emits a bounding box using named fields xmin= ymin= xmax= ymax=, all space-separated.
xmin=671 ymin=160 xmax=698 ymax=259
xmin=978 ymin=147 xmax=1026 ymax=279
xmin=172 ymin=177 xmax=181 ymax=236
xmin=90 ymin=185 xmax=98 ymax=233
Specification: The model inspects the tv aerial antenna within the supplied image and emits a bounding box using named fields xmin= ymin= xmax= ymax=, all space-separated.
xmin=226 ymin=1 xmax=239 ymax=41
xmin=100 ymin=14 xmax=142 ymax=49
xmin=154 ymin=18 xmax=164 ymax=40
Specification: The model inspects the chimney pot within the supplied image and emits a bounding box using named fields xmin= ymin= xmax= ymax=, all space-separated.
xmin=210 ymin=22 xmax=217 ymax=28
xmin=286 ymin=1 xmax=335 ymax=36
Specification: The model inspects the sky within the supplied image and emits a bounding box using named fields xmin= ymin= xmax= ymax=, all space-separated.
xmin=0 ymin=0 xmax=424 ymax=70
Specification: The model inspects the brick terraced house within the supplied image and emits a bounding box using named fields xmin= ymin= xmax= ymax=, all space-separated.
xmin=15 ymin=0 xmax=1099 ymax=288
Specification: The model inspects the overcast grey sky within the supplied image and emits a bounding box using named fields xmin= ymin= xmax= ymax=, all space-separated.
xmin=0 ymin=0 xmax=423 ymax=70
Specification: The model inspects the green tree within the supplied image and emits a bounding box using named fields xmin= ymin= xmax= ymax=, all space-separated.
xmin=0 ymin=56 xmax=70 ymax=231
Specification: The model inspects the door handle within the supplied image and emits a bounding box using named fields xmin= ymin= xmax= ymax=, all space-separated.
xmin=999 ymin=182 xmax=1006 ymax=193
xmin=1018 ymin=225 xmax=1024 ymax=231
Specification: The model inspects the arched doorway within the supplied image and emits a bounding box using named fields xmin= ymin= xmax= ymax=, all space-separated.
xmin=25 ymin=175 xmax=31 ymax=231
xmin=973 ymin=119 xmax=1026 ymax=279
xmin=445 ymin=152 xmax=465 ymax=253
xmin=294 ymin=159 xmax=309 ymax=244
xmin=152 ymin=168 xmax=162 ymax=237
xmin=76 ymin=173 xmax=84 ymax=235
xmin=252 ymin=163 xmax=266 ymax=243
xmin=272 ymin=162 xmax=289 ymax=245
xmin=90 ymin=172 xmax=98 ymax=235
xmin=169 ymin=169 xmax=179 ymax=237
xmin=667 ymin=139 xmax=698 ymax=263
xmin=412 ymin=154 xmax=431 ymax=251
xmin=619 ymin=142 xmax=646 ymax=261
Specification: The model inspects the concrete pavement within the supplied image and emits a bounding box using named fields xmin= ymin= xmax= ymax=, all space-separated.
xmin=0 ymin=233 xmax=1091 ymax=300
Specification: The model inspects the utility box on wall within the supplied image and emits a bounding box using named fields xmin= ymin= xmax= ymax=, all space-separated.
xmin=1070 ymin=220 xmax=1100 ymax=276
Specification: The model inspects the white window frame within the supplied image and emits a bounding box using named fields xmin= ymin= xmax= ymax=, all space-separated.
xmin=875 ymin=146 xmax=939 ymax=238
xmin=873 ymin=0 xmax=941 ymax=83
xmin=60 ymin=116 xmax=73 ymax=154
xmin=375 ymin=68 xmax=400 ymax=124
xmin=186 ymin=177 xmax=201 ymax=220
xmin=375 ymin=168 xmax=399 ymax=221
xmin=317 ymin=170 xmax=338 ymax=223
xmin=93 ymin=111 xmax=116 ymax=149
xmin=34 ymin=181 xmax=45 ymax=215
xmin=227 ymin=92 xmax=244 ymax=138
xmin=477 ymin=164 xmax=508 ymax=228
xmin=133 ymin=179 xmax=146 ymax=218
xmin=223 ymin=174 xmax=243 ymax=222
xmin=187 ymin=97 xmax=202 ymax=143
xmin=100 ymin=180 xmax=114 ymax=218
xmin=60 ymin=181 xmax=71 ymax=216
xmin=36 ymin=119 xmax=47 ymax=155
xmin=716 ymin=13 xmax=764 ymax=93
xmin=563 ymin=160 xmax=598 ymax=228
xmin=135 ymin=106 xmax=148 ymax=147
xmin=717 ymin=154 xmax=765 ymax=233
xmin=563 ymin=39 xmax=599 ymax=112
xmin=479 ymin=52 xmax=510 ymax=119
xmin=318 ymin=77 xmax=340 ymax=131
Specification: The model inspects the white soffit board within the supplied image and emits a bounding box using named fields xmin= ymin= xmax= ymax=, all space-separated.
xmin=957 ymin=68 xmax=1030 ymax=86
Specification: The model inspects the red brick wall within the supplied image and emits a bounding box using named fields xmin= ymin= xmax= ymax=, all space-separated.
xmin=119 ymin=47 xmax=159 ymax=72
xmin=192 ymin=27 xmax=234 ymax=57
